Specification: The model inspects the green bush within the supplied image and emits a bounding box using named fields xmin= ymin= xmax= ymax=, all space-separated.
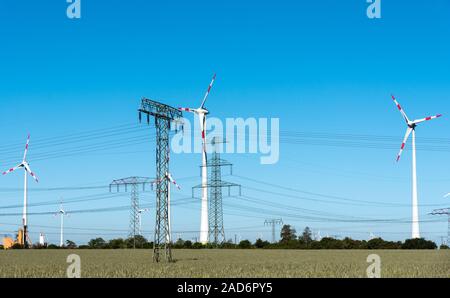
xmin=402 ymin=238 xmax=437 ymax=250
xmin=238 ymin=240 xmax=253 ymax=249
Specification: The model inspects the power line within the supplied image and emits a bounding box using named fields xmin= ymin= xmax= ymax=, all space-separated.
xmin=0 ymin=192 xmax=128 ymax=210
xmin=0 ymin=128 xmax=156 ymax=166
xmin=235 ymin=175 xmax=447 ymax=208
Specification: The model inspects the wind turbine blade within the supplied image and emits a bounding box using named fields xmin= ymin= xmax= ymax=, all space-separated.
xmin=391 ymin=95 xmax=410 ymax=123
xmin=179 ymin=107 xmax=196 ymax=113
xmin=200 ymin=114 xmax=208 ymax=164
xmin=412 ymin=114 xmax=443 ymax=125
xmin=396 ymin=127 xmax=413 ymax=162
xmin=23 ymin=134 xmax=30 ymax=161
xmin=2 ymin=164 xmax=22 ymax=176
xmin=200 ymin=73 xmax=216 ymax=109
xmin=24 ymin=164 xmax=39 ymax=183
xmin=167 ymin=173 xmax=181 ymax=190
xmin=203 ymin=147 xmax=208 ymax=164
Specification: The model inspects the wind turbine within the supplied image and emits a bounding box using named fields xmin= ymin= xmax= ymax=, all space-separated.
xmin=154 ymin=172 xmax=181 ymax=243
xmin=179 ymin=73 xmax=216 ymax=244
xmin=316 ymin=230 xmax=322 ymax=241
xmin=55 ymin=201 xmax=69 ymax=247
xmin=166 ymin=172 xmax=181 ymax=243
xmin=391 ymin=95 xmax=442 ymax=239
xmin=137 ymin=208 xmax=149 ymax=236
xmin=2 ymin=134 xmax=39 ymax=248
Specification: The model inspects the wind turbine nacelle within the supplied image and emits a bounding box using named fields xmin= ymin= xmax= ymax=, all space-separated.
xmin=407 ymin=121 xmax=416 ymax=129
xmin=197 ymin=108 xmax=209 ymax=115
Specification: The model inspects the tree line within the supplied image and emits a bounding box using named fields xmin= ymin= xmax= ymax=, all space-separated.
xmin=2 ymin=225 xmax=447 ymax=250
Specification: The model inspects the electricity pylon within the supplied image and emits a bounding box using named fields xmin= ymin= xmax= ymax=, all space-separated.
xmin=139 ymin=98 xmax=183 ymax=262
xmin=430 ymin=208 xmax=450 ymax=246
xmin=110 ymin=177 xmax=153 ymax=248
xmin=192 ymin=137 xmax=241 ymax=246
xmin=265 ymin=219 xmax=283 ymax=243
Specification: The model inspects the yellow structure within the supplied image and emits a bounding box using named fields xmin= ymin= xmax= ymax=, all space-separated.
xmin=2 ymin=237 xmax=14 ymax=249
xmin=17 ymin=229 xmax=25 ymax=246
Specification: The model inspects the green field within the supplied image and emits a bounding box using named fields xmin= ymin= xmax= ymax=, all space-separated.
xmin=0 ymin=249 xmax=448 ymax=278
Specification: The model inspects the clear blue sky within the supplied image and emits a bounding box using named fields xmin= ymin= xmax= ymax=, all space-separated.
xmin=0 ymin=0 xmax=449 ymax=245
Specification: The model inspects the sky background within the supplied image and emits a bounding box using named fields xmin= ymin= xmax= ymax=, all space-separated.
xmin=0 ymin=0 xmax=449 ymax=245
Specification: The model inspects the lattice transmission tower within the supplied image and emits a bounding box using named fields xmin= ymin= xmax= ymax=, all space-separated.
xmin=193 ymin=137 xmax=241 ymax=246
xmin=139 ymin=98 xmax=183 ymax=262
xmin=109 ymin=177 xmax=153 ymax=244
xmin=265 ymin=219 xmax=283 ymax=243
xmin=430 ymin=208 xmax=450 ymax=246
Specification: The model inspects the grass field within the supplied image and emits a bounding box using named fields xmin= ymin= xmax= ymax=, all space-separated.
xmin=0 ymin=249 xmax=448 ymax=278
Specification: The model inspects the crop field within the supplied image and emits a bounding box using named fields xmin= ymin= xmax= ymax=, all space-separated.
xmin=0 ymin=249 xmax=449 ymax=278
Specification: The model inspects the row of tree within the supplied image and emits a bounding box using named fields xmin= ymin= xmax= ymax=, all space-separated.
xmin=272 ymin=225 xmax=444 ymax=250
xmin=3 ymin=225 xmax=447 ymax=250
xmin=0 ymin=225 xmax=448 ymax=249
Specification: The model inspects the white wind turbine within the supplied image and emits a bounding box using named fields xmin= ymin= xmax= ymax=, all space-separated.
xmin=391 ymin=95 xmax=442 ymax=239
xmin=2 ymin=134 xmax=39 ymax=247
xmin=154 ymin=172 xmax=181 ymax=243
xmin=179 ymin=73 xmax=216 ymax=244
xmin=316 ymin=230 xmax=322 ymax=241
xmin=55 ymin=201 xmax=69 ymax=247
xmin=166 ymin=172 xmax=181 ymax=243
xmin=137 ymin=208 xmax=149 ymax=236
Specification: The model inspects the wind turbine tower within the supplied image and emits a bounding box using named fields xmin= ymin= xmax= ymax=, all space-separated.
xmin=391 ymin=95 xmax=442 ymax=239
xmin=137 ymin=208 xmax=149 ymax=236
xmin=180 ymin=73 xmax=216 ymax=244
xmin=55 ymin=201 xmax=69 ymax=247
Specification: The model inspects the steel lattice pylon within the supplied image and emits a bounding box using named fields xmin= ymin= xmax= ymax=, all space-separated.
xmin=265 ymin=219 xmax=283 ymax=243
xmin=209 ymin=149 xmax=226 ymax=245
xmin=430 ymin=208 xmax=450 ymax=246
xmin=193 ymin=137 xmax=241 ymax=246
xmin=130 ymin=183 xmax=139 ymax=239
xmin=110 ymin=177 xmax=153 ymax=248
xmin=139 ymin=98 xmax=182 ymax=262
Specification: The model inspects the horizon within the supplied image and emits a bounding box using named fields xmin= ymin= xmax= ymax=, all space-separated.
xmin=1 ymin=1 xmax=450 ymax=246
